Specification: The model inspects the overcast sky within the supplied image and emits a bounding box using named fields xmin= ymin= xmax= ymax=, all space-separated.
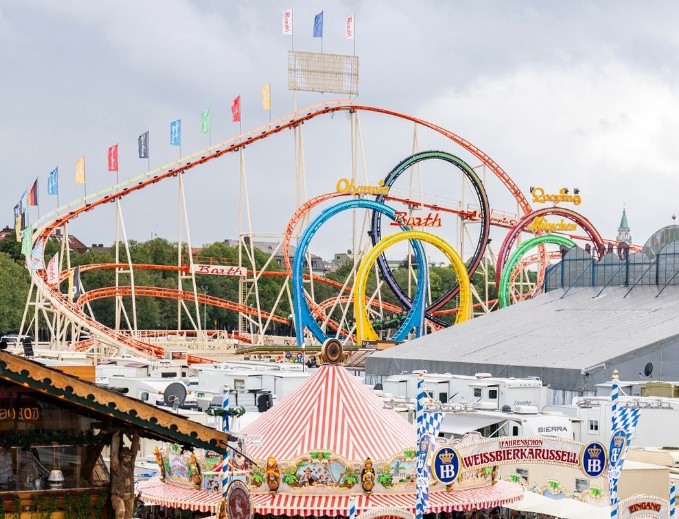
xmin=2 ymin=1 xmax=679 ymax=262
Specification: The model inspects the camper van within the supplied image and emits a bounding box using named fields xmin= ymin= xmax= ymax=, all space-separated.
xmin=381 ymin=371 xmax=574 ymax=440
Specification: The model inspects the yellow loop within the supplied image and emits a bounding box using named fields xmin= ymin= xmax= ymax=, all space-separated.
xmin=353 ymin=230 xmax=472 ymax=345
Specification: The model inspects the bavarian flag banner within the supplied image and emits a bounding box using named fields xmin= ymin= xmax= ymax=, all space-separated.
xmin=608 ymin=377 xmax=641 ymax=518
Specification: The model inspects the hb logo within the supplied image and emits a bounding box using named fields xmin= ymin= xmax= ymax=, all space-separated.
xmin=587 ymin=459 xmax=601 ymax=474
xmin=581 ymin=441 xmax=607 ymax=478
xmin=432 ymin=447 xmax=460 ymax=484
xmin=437 ymin=463 xmax=458 ymax=480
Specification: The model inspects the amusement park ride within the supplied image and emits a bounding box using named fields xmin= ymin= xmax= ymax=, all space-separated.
xmin=17 ymin=97 xmax=631 ymax=362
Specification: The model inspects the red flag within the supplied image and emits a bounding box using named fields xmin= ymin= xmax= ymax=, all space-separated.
xmin=27 ymin=178 xmax=38 ymax=206
xmin=108 ymin=144 xmax=118 ymax=172
xmin=231 ymin=95 xmax=241 ymax=123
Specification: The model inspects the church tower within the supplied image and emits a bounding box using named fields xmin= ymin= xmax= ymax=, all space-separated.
xmin=617 ymin=208 xmax=631 ymax=243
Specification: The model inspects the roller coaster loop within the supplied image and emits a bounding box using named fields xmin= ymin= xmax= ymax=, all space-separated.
xmin=293 ymin=199 xmax=428 ymax=347
xmin=355 ymin=230 xmax=472 ymax=345
xmin=498 ymin=234 xmax=576 ymax=309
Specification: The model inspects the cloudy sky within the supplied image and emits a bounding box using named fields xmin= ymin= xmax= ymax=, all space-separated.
xmin=2 ymin=1 xmax=679 ymax=262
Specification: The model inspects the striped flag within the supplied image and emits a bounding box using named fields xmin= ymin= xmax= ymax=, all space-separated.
xmin=222 ymin=385 xmax=230 ymax=497
xmin=30 ymin=241 xmax=44 ymax=271
xmin=27 ymin=178 xmax=38 ymax=206
xmin=348 ymin=496 xmax=356 ymax=519
xmin=670 ymin=483 xmax=676 ymax=518
xmin=608 ymin=379 xmax=641 ymax=519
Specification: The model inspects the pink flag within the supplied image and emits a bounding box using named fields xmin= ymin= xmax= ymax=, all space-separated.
xmin=231 ymin=95 xmax=241 ymax=123
xmin=47 ymin=252 xmax=59 ymax=285
xmin=345 ymin=15 xmax=355 ymax=39
xmin=108 ymin=144 xmax=118 ymax=172
xmin=282 ymin=9 xmax=293 ymax=35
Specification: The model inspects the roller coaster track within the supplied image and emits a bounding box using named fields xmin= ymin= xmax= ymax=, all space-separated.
xmin=75 ymin=287 xmax=290 ymax=325
xmin=29 ymin=99 xmax=531 ymax=358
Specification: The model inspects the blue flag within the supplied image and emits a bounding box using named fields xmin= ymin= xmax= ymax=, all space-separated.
xmin=170 ymin=119 xmax=181 ymax=146
xmin=138 ymin=131 xmax=149 ymax=159
xmin=47 ymin=167 xmax=58 ymax=195
xmin=313 ymin=11 xmax=323 ymax=37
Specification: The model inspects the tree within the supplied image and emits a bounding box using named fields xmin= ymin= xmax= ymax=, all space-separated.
xmin=0 ymin=252 xmax=30 ymax=334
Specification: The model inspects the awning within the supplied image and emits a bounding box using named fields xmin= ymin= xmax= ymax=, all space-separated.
xmin=439 ymin=413 xmax=507 ymax=436
xmin=138 ymin=479 xmax=523 ymax=516
xmin=505 ymin=491 xmax=609 ymax=519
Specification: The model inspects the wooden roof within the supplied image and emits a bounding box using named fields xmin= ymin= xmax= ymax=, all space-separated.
xmin=0 ymin=351 xmax=234 ymax=452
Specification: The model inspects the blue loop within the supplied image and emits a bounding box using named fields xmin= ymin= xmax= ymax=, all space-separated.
xmin=292 ymin=199 xmax=428 ymax=346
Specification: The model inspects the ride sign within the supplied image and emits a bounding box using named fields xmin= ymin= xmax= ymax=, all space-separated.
xmin=431 ymin=447 xmax=460 ymax=485
xmin=580 ymin=441 xmax=607 ymax=478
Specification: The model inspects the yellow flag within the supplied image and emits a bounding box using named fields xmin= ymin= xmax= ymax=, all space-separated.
xmin=68 ymin=269 xmax=74 ymax=301
xmin=262 ymin=83 xmax=271 ymax=111
xmin=75 ymin=156 xmax=86 ymax=184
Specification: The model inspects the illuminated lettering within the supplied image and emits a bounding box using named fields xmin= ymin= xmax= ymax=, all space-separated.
xmin=390 ymin=211 xmax=442 ymax=227
xmin=0 ymin=407 xmax=40 ymax=421
xmin=192 ymin=264 xmax=246 ymax=277
xmin=531 ymin=187 xmax=582 ymax=206
xmin=525 ymin=216 xmax=578 ymax=233
xmin=336 ymin=178 xmax=390 ymax=196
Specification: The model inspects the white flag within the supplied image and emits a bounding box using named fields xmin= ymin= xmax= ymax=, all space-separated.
xmin=47 ymin=252 xmax=59 ymax=285
xmin=345 ymin=15 xmax=355 ymax=39
xmin=282 ymin=9 xmax=293 ymax=35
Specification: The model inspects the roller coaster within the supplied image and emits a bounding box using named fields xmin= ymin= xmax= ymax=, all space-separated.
xmin=18 ymin=98 xmax=626 ymax=361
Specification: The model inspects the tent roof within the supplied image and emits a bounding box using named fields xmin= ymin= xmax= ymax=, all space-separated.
xmin=367 ymin=286 xmax=679 ymax=383
xmin=0 ymin=351 xmax=233 ymax=452
xmin=242 ymin=363 xmax=416 ymax=462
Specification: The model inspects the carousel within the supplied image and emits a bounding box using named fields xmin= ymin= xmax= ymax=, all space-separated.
xmin=138 ymin=340 xmax=524 ymax=517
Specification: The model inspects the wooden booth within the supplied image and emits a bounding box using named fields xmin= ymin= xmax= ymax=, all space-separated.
xmin=0 ymin=351 xmax=234 ymax=518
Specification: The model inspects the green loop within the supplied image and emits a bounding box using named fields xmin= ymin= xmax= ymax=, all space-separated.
xmin=499 ymin=234 xmax=575 ymax=308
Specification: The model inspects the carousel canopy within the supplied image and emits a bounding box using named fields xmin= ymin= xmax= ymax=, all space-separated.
xmin=241 ymin=363 xmax=416 ymax=461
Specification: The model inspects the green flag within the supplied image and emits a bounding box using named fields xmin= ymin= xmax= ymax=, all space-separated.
xmin=21 ymin=225 xmax=33 ymax=257
xmin=201 ymin=108 xmax=211 ymax=134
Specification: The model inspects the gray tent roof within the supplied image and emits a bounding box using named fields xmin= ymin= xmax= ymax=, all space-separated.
xmin=366 ymin=286 xmax=679 ymax=390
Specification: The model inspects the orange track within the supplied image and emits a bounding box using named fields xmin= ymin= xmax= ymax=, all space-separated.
xmin=32 ymin=100 xmax=531 ymax=357
xmin=76 ymin=286 xmax=290 ymax=326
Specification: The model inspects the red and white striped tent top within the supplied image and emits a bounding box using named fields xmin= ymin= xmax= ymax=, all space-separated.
xmin=137 ymin=362 xmax=525 ymax=516
xmin=241 ymin=363 xmax=416 ymax=462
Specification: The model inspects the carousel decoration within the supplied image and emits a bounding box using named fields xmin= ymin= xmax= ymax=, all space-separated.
xmin=138 ymin=339 xmax=524 ymax=516
xmin=360 ymin=458 xmax=376 ymax=494
xmin=265 ymin=455 xmax=281 ymax=493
